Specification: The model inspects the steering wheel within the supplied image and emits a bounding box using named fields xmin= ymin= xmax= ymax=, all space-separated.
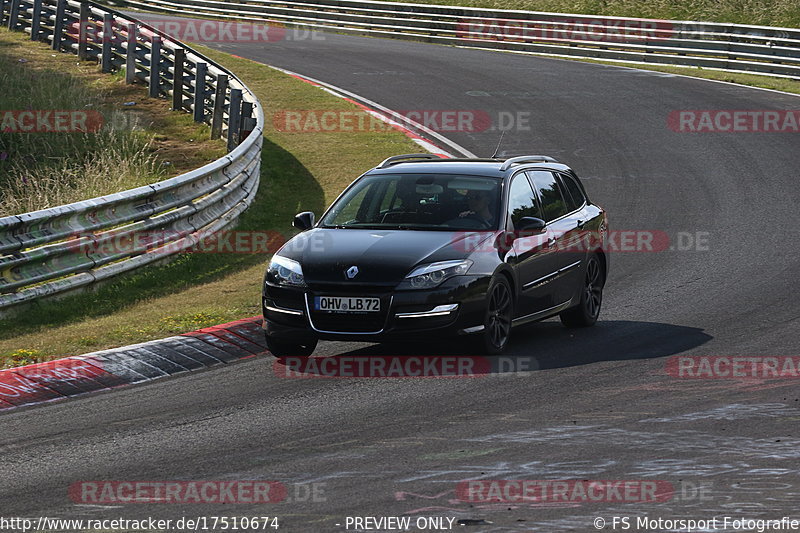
xmin=445 ymin=213 xmax=491 ymax=229
xmin=465 ymin=212 xmax=493 ymax=228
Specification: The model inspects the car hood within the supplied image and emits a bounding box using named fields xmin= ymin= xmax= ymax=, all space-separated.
xmin=276 ymin=228 xmax=494 ymax=285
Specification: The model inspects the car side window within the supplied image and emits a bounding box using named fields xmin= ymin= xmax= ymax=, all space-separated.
xmin=506 ymin=173 xmax=543 ymax=229
xmin=527 ymin=171 xmax=568 ymax=222
xmin=559 ymin=172 xmax=586 ymax=212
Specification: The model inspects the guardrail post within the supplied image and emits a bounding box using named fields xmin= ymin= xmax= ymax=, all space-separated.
xmin=149 ymin=35 xmax=161 ymax=97
xmin=30 ymin=0 xmax=42 ymax=40
xmin=52 ymin=0 xmax=66 ymax=50
xmin=210 ymin=74 xmax=228 ymax=139
xmin=125 ymin=23 xmax=136 ymax=84
xmin=101 ymin=13 xmax=113 ymax=72
xmin=239 ymin=101 xmax=255 ymax=141
xmin=0 ymin=2 xmax=263 ymax=313
xmin=172 ymin=47 xmax=185 ymax=111
xmin=78 ymin=0 xmax=89 ymax=60
xmin=7 ymin=0 xmax=20 ymax=30
xmin=227 ymin=89 xmax=242 ymax=152
xmin=193 ymin=62 xmax=207 ymax=123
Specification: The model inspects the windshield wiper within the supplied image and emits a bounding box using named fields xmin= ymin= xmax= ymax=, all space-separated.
xmin=323 ymin=224 xmax=461 ymax=231
xmin=352 ymin=224 xmax=437 ymax=231
xmin=321 ymin=224 xmax=364 ymax=229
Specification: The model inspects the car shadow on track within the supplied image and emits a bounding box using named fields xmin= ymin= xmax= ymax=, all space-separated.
xmin=302 ymin=320 xmax=712 ymax=376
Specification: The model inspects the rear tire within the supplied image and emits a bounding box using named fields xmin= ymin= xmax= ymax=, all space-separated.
xmin=560 ymin=254 xmax=604 ymax=328
xmin=481 ymin=276 xmax=513 ymax=355
xmin=265 ymin=334 xmax=318 ymax=357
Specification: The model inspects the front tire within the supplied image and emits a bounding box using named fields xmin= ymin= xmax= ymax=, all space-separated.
xmin=265 ymin=334 xmax=318 ymax=357
xmin=560 ymin=254 xmax=604 ymax=328
xmin=481 ymin=276 xmax=513 ymax=355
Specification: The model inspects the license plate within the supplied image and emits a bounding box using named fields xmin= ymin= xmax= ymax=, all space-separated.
xmin=314 ymin=296 xmax=381 ymax=313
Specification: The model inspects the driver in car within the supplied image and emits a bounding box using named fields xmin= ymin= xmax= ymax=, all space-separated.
xmin=459 ymin=190 xmax=495 ymax=226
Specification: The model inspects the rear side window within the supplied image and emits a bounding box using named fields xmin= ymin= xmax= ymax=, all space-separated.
xmin=559 ymin=173 xmax=586 ymax=211
xmin=506 ymin=173 xmax=542 ymax=229
xmin=527 ymin=171 xmax=568 ymax=222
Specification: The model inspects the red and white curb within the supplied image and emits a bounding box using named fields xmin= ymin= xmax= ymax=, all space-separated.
xmin=271 ymin=66 xmax=457 ymax=157
xmin=0 ymin=316 xmax=266 ymax=410
xmin=228 ymin=56 xmax=475 ymax=159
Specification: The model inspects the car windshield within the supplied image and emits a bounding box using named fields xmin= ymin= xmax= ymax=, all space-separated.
xmin=320 ymin=173 xmax=502 ymax=231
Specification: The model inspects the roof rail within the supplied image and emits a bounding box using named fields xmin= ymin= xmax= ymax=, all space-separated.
xmin=377 ymin=154 xmax=442 ymax=169
xmin=499 ymin=155 xmax=559 ymax=171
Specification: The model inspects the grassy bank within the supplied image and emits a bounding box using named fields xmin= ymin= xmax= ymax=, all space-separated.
xmin=0 ymin=44 xmax=421 ymax=367
xmin=383 ymin=0 xmax=800 ymax=28
xmin=0 ymin=28 xmax=225 ymax=215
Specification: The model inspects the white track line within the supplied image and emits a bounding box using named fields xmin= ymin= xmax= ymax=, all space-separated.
xmin=459 ymin=45 xmax=800 ymax=100
xmin=267 ymin=64 xmax=477 ymax=158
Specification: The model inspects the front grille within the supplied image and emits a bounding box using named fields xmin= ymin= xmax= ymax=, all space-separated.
xmin=309 ymin=313 xmax=388 ymax=333
xmin=308 ymin=281 xmax=395 ymax=294
xmin=305 ymin=293 xmax=391 ymax=333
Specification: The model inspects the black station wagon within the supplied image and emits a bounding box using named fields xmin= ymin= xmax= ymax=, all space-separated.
xmin=262 ymin=154 xmax=609 ymax=355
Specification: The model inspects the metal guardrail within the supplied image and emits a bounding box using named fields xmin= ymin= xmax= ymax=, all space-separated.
xmin=0 ymin=0 xmax=263 ymax=312
xmin=110 ymin=0 xmax=800 ymax=79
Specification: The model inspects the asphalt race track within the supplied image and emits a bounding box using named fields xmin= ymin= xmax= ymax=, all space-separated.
xmin=2 ymin=13 xmax=800 ymax=532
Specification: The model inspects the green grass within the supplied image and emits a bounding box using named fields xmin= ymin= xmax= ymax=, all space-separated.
xmin=382 ymin=0 xmax=800 ymax=28
xmin=0 ymin=45 xmax=421 ymax=367
xmin=0 ymin=32 xmax=160 ymax=215
xmin=0 ymin=28 xmax=226 ymax=215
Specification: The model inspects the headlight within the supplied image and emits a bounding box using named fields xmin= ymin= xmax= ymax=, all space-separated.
xmin=397 ymin=260 xmax=473 ymax=290
xmin=266 ymin=255 xmax=307 ymax=288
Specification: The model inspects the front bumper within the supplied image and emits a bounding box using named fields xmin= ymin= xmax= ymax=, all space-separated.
xmin=262 ymin=275 xmax=489 ymax=342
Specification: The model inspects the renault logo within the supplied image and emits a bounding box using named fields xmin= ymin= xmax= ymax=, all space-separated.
xmin=345 ymin=265 xmax=359 ymax=279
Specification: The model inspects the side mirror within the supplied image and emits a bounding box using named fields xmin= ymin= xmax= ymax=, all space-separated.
xmin=293 ymin=211 xmax=315 ymax=231
xmin=517 ymin=217 xmax=546 ymax=234
xmin=495 ymin=231 xmax=516 ymax=254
